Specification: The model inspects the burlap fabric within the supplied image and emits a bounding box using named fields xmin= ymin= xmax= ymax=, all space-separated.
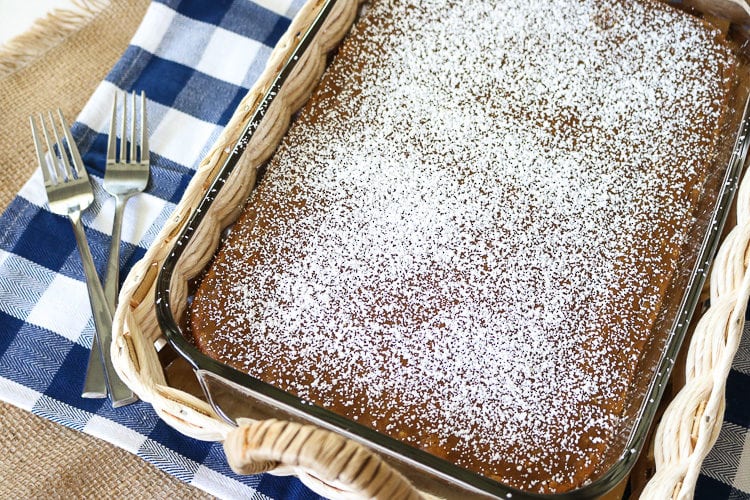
xmin=0 ymin=1 xmax=212 ymax=497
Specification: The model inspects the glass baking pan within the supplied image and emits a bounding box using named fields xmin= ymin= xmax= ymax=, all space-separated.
xmin=154 ymin=0 xmax=750 ymax=497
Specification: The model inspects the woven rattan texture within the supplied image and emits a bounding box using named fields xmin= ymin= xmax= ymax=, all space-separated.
xmin=0 ymin=1 xmax=212 ymax=498
xmin=225 ymin=419 xmax=422 ymax=499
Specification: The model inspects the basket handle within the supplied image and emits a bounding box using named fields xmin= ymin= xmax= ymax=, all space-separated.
xmin=224 ymin=418 xmax=422 ymax=499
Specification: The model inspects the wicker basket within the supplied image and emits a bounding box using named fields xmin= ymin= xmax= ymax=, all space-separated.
xmin=111 ymin=0 xmax=750 ymax=498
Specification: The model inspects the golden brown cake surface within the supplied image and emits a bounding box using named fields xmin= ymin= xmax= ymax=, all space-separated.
xmin=189 ymin=0 xmax=736 ymax=493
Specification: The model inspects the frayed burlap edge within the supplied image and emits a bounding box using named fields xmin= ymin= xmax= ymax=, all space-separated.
xmin=0 ymin=0 xmax=110 ymax=78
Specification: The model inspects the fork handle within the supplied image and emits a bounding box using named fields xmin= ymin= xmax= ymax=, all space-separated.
xmin=104 ymin=195 xmax=128 ymax=313
xmin=71 ymin=213 xmax=138 ymax=407
xmin=83 ymin=336 xmax=106 ymax=398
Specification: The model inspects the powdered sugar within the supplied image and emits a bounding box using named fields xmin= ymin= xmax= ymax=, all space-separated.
xmin=191 ymin=0 xmax=734 ymax=492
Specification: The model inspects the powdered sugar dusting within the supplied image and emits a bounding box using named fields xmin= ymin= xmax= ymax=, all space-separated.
xmin=191 ymin=0 xmax=734 ymax=493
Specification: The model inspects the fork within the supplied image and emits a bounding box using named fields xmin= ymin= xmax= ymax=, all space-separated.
xmin=30 ymin=110 xmax=137 ymax=408
xmin=104 ymin=90 xmax=150 ymax=310
xmin=82 ymin=91 xmax=150 ymax=398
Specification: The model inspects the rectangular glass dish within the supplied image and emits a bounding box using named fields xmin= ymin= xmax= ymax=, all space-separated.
xmin=154 ymin=0 xmax=750 ymax=497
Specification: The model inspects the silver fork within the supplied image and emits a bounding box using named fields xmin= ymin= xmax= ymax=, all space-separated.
xmin=104 ymin=90 xmax=150 ymax=309
xmin=30 ymin=110 xmax=137 ymax=408
xmin=82 ymin=91 xmax=150 ymax=399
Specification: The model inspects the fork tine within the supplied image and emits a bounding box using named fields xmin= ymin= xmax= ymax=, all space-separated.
xmin=130 ymin=91 xmax=137 ymax=163
xmin=57 ymin=109 xmax=88 ymax=182
xmin=107 ymin=93 xmax=117 ymax=165
xmin=47 ymin=110 xmax=75 ymax=181
xmin=39 ymin=113 xmax=64 ymax=183
xmin=30 ymin=115 xmax=53 ymax=187
xmin=120 ymin=90 xmax=127 ymax=162
xmin=140 ymin=91 xmax=149 ymax=165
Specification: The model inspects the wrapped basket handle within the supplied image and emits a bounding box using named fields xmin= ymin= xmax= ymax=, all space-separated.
xmin=225 ymin=418 xmax=422 ymax=499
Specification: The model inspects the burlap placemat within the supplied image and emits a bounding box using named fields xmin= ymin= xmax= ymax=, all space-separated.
xmin=0 ymin=1 xmax=212 ymax=497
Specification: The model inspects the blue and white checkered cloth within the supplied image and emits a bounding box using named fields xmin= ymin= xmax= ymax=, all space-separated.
xmin=0 ymin=0 xmax=747 ymax=498
xmin=0 ymin=1 xmax=322 ymax=498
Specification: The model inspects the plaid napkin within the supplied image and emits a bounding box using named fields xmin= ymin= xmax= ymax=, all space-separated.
xmin=0 ymin=0 xmax=321 ymax=498
xmin=0 ymin=0 xmax=747 ymax=498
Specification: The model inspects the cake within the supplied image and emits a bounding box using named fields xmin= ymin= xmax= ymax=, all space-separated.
xmin=188 ymin=0 xmax=737 ymax=493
